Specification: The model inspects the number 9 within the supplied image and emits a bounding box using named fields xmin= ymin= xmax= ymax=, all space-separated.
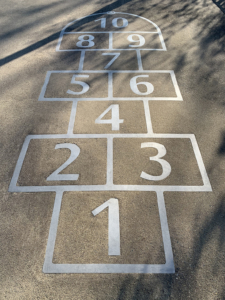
xmin=127 ymin=34 xmax=145 ymax=47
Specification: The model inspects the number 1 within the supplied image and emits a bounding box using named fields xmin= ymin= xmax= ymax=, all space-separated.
xmin=95 ymin=18 xmax=106 ymax=28
xmin=92 ymin=198 xmax=120 ymax=256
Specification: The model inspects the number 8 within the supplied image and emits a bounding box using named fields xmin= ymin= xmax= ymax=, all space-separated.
xmin=76 ymin=35 xmax=95 ymax=48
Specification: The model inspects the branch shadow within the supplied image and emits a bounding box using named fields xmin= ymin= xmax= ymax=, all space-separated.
xmin=0 ymin=0 xmax=133 ymax=67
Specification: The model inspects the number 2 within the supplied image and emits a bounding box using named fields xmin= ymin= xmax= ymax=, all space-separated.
xmin=47 ymin=143 xmax=80 ymax=181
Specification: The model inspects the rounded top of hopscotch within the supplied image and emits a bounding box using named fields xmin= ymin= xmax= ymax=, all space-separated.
xmin=56 ymin=12 xmax=166 ymax=51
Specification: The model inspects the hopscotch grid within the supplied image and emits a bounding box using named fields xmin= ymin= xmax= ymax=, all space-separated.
xmin=43 ymin=191 xmax=174 ymax=274
xmin=9 ymin=12 xmax=211 ymax=275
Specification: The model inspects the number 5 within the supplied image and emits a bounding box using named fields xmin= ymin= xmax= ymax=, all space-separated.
xmin=140 ymin=142 xmax=171 ymax=181
xmin=67 ymin=75 xmax=90 ymax=95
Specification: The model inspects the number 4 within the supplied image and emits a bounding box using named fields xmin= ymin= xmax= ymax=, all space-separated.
xmin=95 ymin=104 xmax=124 ymax=130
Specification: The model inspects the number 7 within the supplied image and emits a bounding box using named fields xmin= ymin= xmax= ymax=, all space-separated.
xmin=102 ymin=53 xmax=120 ymax=69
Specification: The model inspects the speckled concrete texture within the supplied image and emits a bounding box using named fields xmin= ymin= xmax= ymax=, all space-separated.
xmin=1 ymin=0 xmax=225 ymax=298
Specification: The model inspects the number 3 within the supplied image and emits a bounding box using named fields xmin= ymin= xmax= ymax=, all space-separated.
xmin=140 ymin=142 xmax=171 ymax=181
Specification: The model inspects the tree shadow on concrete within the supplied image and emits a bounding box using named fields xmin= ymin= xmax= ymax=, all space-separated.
xmin=212 ymin=0 xmax=225 ymax=14
xmin=0 ymin=0 xmax=133 ymax=66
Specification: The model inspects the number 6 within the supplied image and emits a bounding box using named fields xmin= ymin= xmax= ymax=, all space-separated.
xmin=130 ymin=75 xmax=154 ymax=95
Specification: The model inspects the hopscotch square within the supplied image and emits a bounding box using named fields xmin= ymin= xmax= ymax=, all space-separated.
xmin=110 ymin=134 xmax=212 ymax=192
xmin=112 ymin=71 xmax=182 ymax=100
xmin=113 ymin=137 xmax=204 ymax=186
xmin=8 ymin=135 xmax=108 ymax=193
xmin=73 ymin=101 xmax=148 ymax=134
xmin=82 ymin=50 xmax=140 ymax=70
xmin=38 ymin=71 xmax=109 ymax=101
xmin=62 ymin=13 xmax=160 ymax=34
xmin=59 ymin=32 xmax=110 ymax=51
xmin=112 ymin=32 xmax=163 ymax=50
xmin=43 ymin=191 xmax=175 ymax=273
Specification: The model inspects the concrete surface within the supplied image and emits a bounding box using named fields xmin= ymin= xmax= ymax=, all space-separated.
xmin=0 ymin=0 xmax=225 ymax=299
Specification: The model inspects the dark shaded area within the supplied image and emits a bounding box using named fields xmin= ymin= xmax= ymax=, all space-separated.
xmin=0 ymin=0 xmax=132 ymax=67
xmin=0 ymin=32 xmax=60 ymax=66
xmin=218 ymin=131 xmax=225 ymax=155
xmin=212 ymin=0 xmax=225 ymax=14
